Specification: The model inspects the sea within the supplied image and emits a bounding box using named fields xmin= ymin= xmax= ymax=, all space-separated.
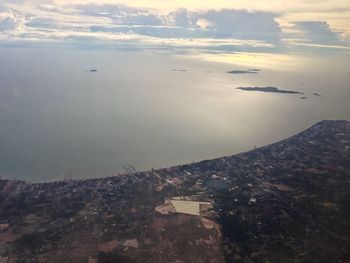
xmin=0 ymin=47 xmax=349 ymax=182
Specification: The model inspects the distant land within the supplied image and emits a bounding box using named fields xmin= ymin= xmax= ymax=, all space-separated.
xmin=86 ymin=69 xmax=98 ymax=72
xmin=227 ymin=69 xmax=260 ymax=74
xmin=237 ymin=86 xmax=304 ymax=94
xmin=171 ymin=69 xmax=187 ymax=72
xmin=1 ymin=120 xmax=349 ymax=262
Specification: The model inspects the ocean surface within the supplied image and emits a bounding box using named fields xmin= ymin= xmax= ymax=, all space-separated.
xmin=0 ymin=47 xmax=349 ymax=182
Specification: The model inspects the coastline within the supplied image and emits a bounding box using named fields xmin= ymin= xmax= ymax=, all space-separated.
xmin=2 ymin=119 xmax=347 ymax=185
xmin=1 ymin=119 xmax=350 ymax=262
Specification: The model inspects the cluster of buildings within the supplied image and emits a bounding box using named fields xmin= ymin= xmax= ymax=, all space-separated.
xmin=0 ymin=120 xmax=349 ymax=262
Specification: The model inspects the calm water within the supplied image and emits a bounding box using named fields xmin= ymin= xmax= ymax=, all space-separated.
xmin=0 ymin=47 xmax=349 ymax=182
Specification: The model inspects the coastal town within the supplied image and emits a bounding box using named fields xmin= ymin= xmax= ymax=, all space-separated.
xmin=0 ymin=120 xmax=350 ymax=262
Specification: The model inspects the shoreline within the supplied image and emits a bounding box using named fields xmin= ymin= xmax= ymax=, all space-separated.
xmin=1 ymin=119 xmax=349 ymax=262
xmin=1 ymin=119 xmax=348 ymax=185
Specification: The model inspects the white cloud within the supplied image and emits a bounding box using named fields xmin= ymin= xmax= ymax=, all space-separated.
xmin=191 ymin=9 xmax=281 ymax=42
xmin=0 ymin=2 xmax=349 ymax=54
xmin=0 ymin=11 xmax=19 ymax=32
xmin=196 ymin=19 xmax=213 ymax=30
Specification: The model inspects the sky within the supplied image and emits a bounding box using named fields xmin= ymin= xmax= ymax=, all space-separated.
xmin=0 ymin=0 xmax=350 ymax=54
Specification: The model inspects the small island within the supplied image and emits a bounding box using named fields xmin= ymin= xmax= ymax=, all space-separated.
xmin=237 ymin=86 xmax=304 ymax=94
xmin=86 ymin=69 xmax=98 ymax=72
xmin=227 ymin=69 xmax=259 ymax=74
xmin=171 ymin=69 xmax=187 ymax=72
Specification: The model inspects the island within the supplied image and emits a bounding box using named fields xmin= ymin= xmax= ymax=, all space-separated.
xmin=227 ymin=69 xmax=260 ymax=74
xmin=237 ymin=86 xmax=304 ymax=94
xmin=0 ymin=120 xmax=349 ymax=262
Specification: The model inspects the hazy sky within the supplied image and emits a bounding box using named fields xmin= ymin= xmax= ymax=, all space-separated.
xmin=0 ymin=0 xmax=349 ymax=54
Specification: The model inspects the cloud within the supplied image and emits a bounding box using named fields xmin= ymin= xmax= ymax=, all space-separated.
xmin=0 ymin=2 xmax=349 ymax=54
xmin=75 ymin=4 xmax=158 ymax=24
xmin=191 ymin=9 xmax=282 ymax=42
xmin=126 ymin=14 xmax=163 ymax=26
xmin=0 ymin=12 xmax=19 ymax=32
xmin=83 ymin=7 xmax=282 ymax=43
xmin=293 ymin=21 xmax=344 ymax=45
xmin=25 ymin=17 xmax=57 ymax=29
xmin=171 ymin=8 xmax=189 ymax=28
